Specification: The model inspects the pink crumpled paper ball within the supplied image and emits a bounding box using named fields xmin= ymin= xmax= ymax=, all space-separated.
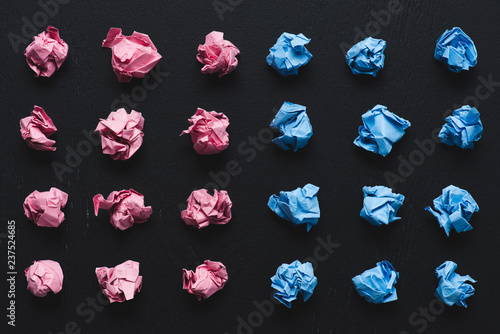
xmin=20 ymin=105 xmax=57 ymax=151
xmin=25 ymin=260 xmax=64 ymax=297
xmin=102 ymin=27 xmax=162 ymax=83
xmin=197 ymin=31 xmax=240 ymax=77
xmin=23 ymin=187 xmax=68 ymax=228
xmin=24 ymin=26 xmax=68 ymax=77
xmin=93 ymin=189 xmax=152 ymax=230
xmin=95 ymin=108 xmax=144 ymax=160
xmin=181 ymin=189 xmax=232 ymax=229
xmin=95 ymin=260 xmax=142 ymax=303
xmin=180 ymin=108 xmax=229 ymax=155
xmin=183 ymin=260 xmax=228 ymax=300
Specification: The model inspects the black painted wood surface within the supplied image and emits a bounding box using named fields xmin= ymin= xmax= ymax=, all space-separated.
xmin=2 ymin=1 xmax=500 ymax=333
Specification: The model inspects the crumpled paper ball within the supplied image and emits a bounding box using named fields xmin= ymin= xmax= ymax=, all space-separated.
xmin=180 ymin=108 xmax=229 ymax=155
xmin=270 ymin=260 xmax=317 ymax=308
xmin=439 ymin=105 xmax=483 ymax=149
xmin=93 ymin=189 xmax=153 ymax=230
xmin=354 ymin=104 xmax=411 ymax=157
xmin=102 ymin=27 xmax=162 ymax=82
xmin=352 ymin=260 xmax=399 ymax=304
xmin=434 ymin=27 xmax=477 ymax=73
xmin=425 ymin=185 xmax=478 ymax=237
xmin=96 ymin=260 xmax=142 ymax=303
xmin=197 ymin=31 xmax=240 ymax=77
xmin=23 ymin=187 xmax=68 ymax=227
xmin=25 ymin=260 xmax=64 ymax=297
xmin=20 ymin=105 xmax=57 ymax=151
xmin=183 ymin=260 xmax=228 ymax=300
xmin=270 ymin=102 xmax=313 ymax=151
xmin=268 ymin=183 xmax=320 ymax=231
xmin=24 ymin=26 xmax=68 ymax=77
xmin=266 ymin=32 xmax=312 ymax=76
xmin=346 ymin=37 xmax=386 ymax=76
xmin=181 ymin=189 xmax=232 ymax=229
xmin=435 ymin=261 xmax=476 ymax=307
xmin=360 ymin=186 xmax=405 ymax=226
xmin=95 ymin=108 xmax=144 ymax=160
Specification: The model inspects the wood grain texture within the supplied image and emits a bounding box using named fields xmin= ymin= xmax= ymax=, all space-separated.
xmin=1 ymin=0 xmax=500 ymax=333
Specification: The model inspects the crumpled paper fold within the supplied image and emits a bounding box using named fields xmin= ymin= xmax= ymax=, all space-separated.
xmin=181 ymin=108 xmax=229 ymax=155
xmin=352 ymin=260 xmax=399 ymax=304
xmin=181 ymin=189 xmax=232 ymax=228
xmin=360 ymin=186 xmax=404 ymax=226
xmin=24 ymin=26 xmax=68 ymax=77
xmin=96 ymin=260 xmax=142 ymax=303
xmin=268 ymin=183 xmax=320 ymax=231
xmin=95 ymin=108 xmax=144 ymax=160
xmin=425 ymin=185 xmax=478 ymax=237
xmin=270 ymin=260 xmax=317 ymax=308
xmin=435 ymin=261 xmax=476 ymax=307
xmin=439 ymin=105 xmax=482 ymax=149
xmin=266 ymin=32 xmax=312 ymax=76
xmin=183 ymin=260 xmax=228 ymax=300
xmin=197 ymin=31 xmax=240 ymax=77
xmin=20 ymin=105 xmax=57 ymax=151
xmin=434 ymin=27 xmax=477 ymax=73
xmin=270 ymin=102 xmax=313 ymax=151
xmin=23 ymin=187 xmax=68 ymax=227
xmin=102 ymin=27 xmax=162 ymax=82
xmin=346 ymin=37 xmax=386 ymax=76
xmin=354 ymin=104 xmax=411 ymax=157
xmin=25 ymin=260 xmax=64 ymax=297
xmin=94 ymin=189 xmax=152 ymax=230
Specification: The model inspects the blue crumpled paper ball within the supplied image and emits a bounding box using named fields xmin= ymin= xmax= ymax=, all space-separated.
xmin=266 ymin=32 xmax=312 ymax=76
xmin=267 ymin=183 xmax=320 ymax=231
xmin=425 ymin=185 xmax=479 ymax=237
xmin=434 ymin=27 xmax=477 ymax=73
xmin=352 ymin=260 xmax=399 ymax=304
xmin=435 ymin=261 xmax=476 ymax=307
xmin=353 ymin=104 xmax=411 ymax=157
xmin=346 ymin=37 xmax=386 ymax=76
xmin=270 ymin=102 xmax=313 ymax=151
xmin=360 ymin=186 xmax=405 ymax=226
xmin=439 ymin=105 xmax=483 ymax=149
xmin=270 ymin=260 xmax=317 ymax=308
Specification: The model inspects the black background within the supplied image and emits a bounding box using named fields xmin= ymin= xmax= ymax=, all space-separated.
xmin=2 ymin=1 xmax=500 ymax=333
